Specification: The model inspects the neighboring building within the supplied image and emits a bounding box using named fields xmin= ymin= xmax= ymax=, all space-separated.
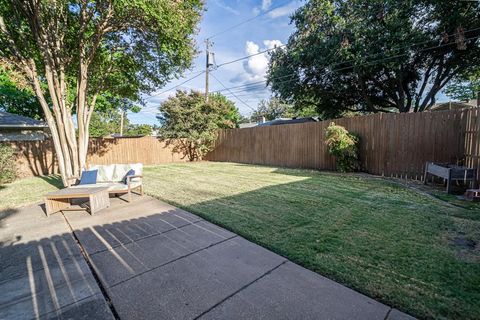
xmin=258 ymin=117 xmax=320 ymax=126
xmin=239 ymin=122 xmax=259 ymax=129
xmin=0 ymin=111 xmax=48 ymax=141
xmin=239 ymin=117 xmax=320 ymax=128
xmin=430 ymin=99 xmax=478 ymax=111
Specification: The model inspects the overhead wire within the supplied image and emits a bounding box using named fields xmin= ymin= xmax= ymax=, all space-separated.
xmin=205 ymin=0 xmax=294 ymax=40
xmin=213 ymin=31 xmax=480 ymax=95
xmin=145 ymin=70 xmax=205 ymax=100
xmin=210 ymin=72 xmax=256 ymax=111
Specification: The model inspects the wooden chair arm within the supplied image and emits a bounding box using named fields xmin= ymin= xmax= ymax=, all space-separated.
xmin=126 ymin=175 xmax=143 ymax=184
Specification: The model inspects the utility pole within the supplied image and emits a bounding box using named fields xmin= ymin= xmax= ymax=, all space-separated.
xmin=205 ymin=38 xmax=215 ymax=102
xmin=205 ymin=39 xmax=210 ymax=102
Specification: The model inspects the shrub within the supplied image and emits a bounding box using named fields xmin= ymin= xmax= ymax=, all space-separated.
xmin=325 ymin=122 xmax=360 ymax=172
xmin=0 ymin=144 xmax=17 ymax=184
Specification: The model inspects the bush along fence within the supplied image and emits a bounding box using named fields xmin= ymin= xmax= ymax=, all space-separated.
xmin=206 ymin=108 xmax=480 ymax=181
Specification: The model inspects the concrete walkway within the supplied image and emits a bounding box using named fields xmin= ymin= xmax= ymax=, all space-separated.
xmin=0 ymin=195 xmax=415 ymax=320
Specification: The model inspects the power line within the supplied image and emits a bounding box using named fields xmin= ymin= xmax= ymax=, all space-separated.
xmin=209 ymin=73 xmax=255 ymax=111
xmin=145 ymin=70 xmax=205 ymax=100
xmin=211 ymin=32 xmax=480 ymax=95
xmin=215 ymin=44 xmax=286 ymax=69
xmin=205 ymin=0 xmax=293 ymax=40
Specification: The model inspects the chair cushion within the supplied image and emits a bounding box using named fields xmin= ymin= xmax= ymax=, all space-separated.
xmin=89 ymin=164 xmax=115 ymax=182
xmin=123 ymin=169 xmax=135 ymax=184
xmin=79 ymin=170 xmax=97 ymax=185
xmin=69 ymin=181 xmax=142 ymax=192
xmin=113 ymin=163 xmax=143 ymax=182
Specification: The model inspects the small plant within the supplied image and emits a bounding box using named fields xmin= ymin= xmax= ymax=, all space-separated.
xmin=325 ymin=122 xmax=360 ymax=172
xmin=0 ymin=144 xmax=17 ymax=184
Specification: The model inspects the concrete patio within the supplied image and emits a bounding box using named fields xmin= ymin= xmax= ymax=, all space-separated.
xmin=0 ymin=195 xmax=415 ymax=320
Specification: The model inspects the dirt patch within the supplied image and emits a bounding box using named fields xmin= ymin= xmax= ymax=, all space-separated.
xmin=452 ymin=237 xmax=476 ymax=250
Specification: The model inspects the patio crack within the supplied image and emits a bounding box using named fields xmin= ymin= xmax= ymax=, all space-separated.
xmin=61 ymin=212 xmax=122 ymax=320
xmin=193 ymin=260 xmax=288 ymax=320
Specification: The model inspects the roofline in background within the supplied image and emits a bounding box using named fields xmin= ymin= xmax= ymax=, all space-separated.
xmin=0 ymin=124 xmax=48 ymax=128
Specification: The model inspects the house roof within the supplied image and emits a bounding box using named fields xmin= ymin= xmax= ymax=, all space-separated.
xmin=239 ymin=122 xmax=258 ymax=129
xmin=258 ymin=117 xmax=319 ymax=126
xmin=430 ymin=99 xmax=478 ymax=111
xmin=0 ymin=111 xmax=47 ymax=128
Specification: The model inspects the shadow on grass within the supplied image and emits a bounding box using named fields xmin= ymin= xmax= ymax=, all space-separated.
xmin=38 ymin=174 xmax=63 ymax=189
xmin=146 ymin=173 xmax=480 ymax=320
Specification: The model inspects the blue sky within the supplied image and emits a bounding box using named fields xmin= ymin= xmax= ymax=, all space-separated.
xmin=129 ymin=0 xmax=450 ymax=125
xmin=130 ymin=0 xmax=301 ymax=125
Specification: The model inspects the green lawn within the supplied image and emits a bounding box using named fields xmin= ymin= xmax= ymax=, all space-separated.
xmin=143 ymin=162 xmax=480 ymax=320
xmin=1 ymin=162 xmax=479 ymax=319
xmin=0 ymin=175 xmax=61 ymax=210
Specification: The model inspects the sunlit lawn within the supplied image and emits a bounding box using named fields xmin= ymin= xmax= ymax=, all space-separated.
xmin=0 ymin=175 xmax=61 ymax=210
xmin=1 ymin=162 xmax=479 ymax=319
xmin=143 ymin=162 xmax=480 ymax=320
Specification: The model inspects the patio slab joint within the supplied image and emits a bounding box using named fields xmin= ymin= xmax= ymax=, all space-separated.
xmin=61 ymin=212 xmax=121 ymax=320
xmin=109 ymin=234 xmax=239 ymax=289
xmin=193 ymin=260 xmax=288 ymax=320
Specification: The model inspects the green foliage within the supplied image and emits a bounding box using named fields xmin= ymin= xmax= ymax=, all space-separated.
xmin=89 ymin=110 xmax=153 ymax=137
xmin=0 ymin=65 xmax=43 ymax=119
xmin=445 ymin=67 xmax=480 ymax=101
xmin=325 ymin=122 xmax=360 ymax=172
xmin=268 ymin=0 xmax=480 ymax=117
xmin=0 ymin=144 xmax=16 ymax=184
xmin=251 ymin=97 xmax=319 ymax=122
xmin=0 ymin=0 xmax=203 ymax=126
xmin=251 ymin=97 xmax=295 ymax=121
xmin=126 ymin=124 xmax=153 ymax=136
xmin=89 ymin=111 xmax=122 ymax=137
xmin=157 ymin=90 xmax=240 ymax=161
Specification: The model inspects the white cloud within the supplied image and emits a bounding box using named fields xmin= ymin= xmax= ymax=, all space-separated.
xmin=252 ymin=0 xmax=273 ymax=17
xmin=261 ymin=0 xmax=272 ymax=11
xmin=231 ymin=40 xmax=283 ymax=88
xmin=267 ymin=1 xmax=299 ymax=19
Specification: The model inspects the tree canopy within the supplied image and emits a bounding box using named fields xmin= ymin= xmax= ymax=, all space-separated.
xmin=250 ymin=97 xmax=318 ymax=122
xmin=445 ymin=67 xmax=480 ymax=102
xmin=0 ymin=0 xmax=202 ymax=185
xmin=0 ymin=61 xmax=43 ymax=119
xmin=89 ymin=110 xmax=153 ymax=137
xmin=268 ymin=0 xmax=480 ymax=118
xmin=157 ymin=90 xmax=240 ymax=161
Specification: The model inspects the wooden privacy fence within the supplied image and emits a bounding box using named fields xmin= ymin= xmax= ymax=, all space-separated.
xmin=8 ymin=137 xmax=187 ymax=177
xmin=206 ymin=108 xmax=480 ymax=181
xmin=6 ymin=108 xmax=480 ymax=181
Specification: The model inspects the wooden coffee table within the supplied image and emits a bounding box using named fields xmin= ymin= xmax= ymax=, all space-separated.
xmin=45 ymin=187 xmax=110 ymax=217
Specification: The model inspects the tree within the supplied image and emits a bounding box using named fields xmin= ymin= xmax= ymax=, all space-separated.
xmin=0 ymin=61 xmax=43 ymax=119
xmin=250 ymin=97 xmax=319 ymax=122
xmin=157 ymin=90 xmax=240 ymax=161
xmin=90 ymin=109 xmax=153 ymax=137
xmin=89 ymin=110 xmax=122 ymax=137
xmin=251 ymin=98 xmax=295 ymax=121
xmin=445 ymin=67 xmax=480 ymax=103
xmin=0 ymin=1 xmax=202 ymax=185
xmin=268 ymin=0 xmax=480 ymax=118
xmin=125 ymin=124 xmax=153 ymax=136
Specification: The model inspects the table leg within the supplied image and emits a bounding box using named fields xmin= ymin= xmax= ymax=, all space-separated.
xmin=89 ymin=191 xmax=110 ymax=215
xmin=45 ymin=197 xmax=70 ymax=217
